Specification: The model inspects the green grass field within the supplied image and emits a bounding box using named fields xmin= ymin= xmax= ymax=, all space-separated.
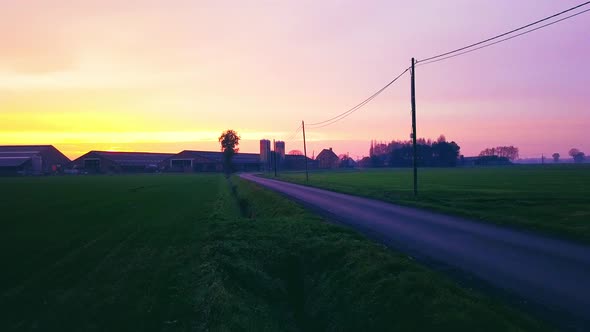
xmin=0 ymin=174 xmax=547 ymax=331
xmin=270 ymin=165 xmax=590 ymax=243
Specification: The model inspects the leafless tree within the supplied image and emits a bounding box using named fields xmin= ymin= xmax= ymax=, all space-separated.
xmin=479 ymin=146 xmax=519 ymax=160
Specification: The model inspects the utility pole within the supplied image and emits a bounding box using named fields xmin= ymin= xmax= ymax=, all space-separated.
xmin=411 ymin=58 xmax=418 ymax=196
xmin=273 ymin=139 xmax=277 ymax=177
xmin=270 ymin=140 xmax=273 ymax=175
xmin=268 ymin=141 xmax=272 ymax=173
xmin=302 ymin=120 xmax=309 ymax=182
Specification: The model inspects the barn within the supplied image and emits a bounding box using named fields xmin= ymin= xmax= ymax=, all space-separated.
xmin=284 ymin=154 xmax=318 ymax=170
xmin=70 ymin=151 xmax=174 ymax=173
xmin=162 ymin=150 xmax=262 ymax=172
xmin=232 ymin=152 xmax=264 ymax=171
xmin=0 ymin=145 xmax=70 ymax=175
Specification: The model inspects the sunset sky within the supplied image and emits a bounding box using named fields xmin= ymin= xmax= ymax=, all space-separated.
xmin=1 ymin=0 xmax=589 ymax=159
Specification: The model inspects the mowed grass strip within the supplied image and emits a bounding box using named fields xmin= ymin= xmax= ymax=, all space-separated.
xmin=0 ymin=174 xmax=547 ymax=331
xmin=270 ymin=165 xmax=590 ymax=243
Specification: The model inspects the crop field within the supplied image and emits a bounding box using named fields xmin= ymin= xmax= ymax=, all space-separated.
xmin=271 ymin=165 xmax=590 ymax=243
xmin=0 ymin=174 xmax=546 ymax=331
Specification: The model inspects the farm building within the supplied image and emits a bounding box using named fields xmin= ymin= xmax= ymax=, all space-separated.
xmin=0 ymin=145 xmax=70 ymax=175
xmin=162 ymin=150 xmax=262 ymax=172
xmin=260 ymin=139 xmax=271 ymax=171
xmin=283 ymin=154 xmax=318 ymax=170
xmin=460 ymin=156 xmax=512 ymax=166
xmin=316 ymin=148 xmax=340 ymax=169
xmin=70 ymin=151 xmax=174 ymax=173
xmin=229 ymin=152 xmax=262 ymax=171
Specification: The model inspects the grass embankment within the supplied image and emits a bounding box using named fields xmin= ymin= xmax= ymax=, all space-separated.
xmin=0 ymin=174 xmax=547 ymax=331
xmin=270 ymin=165 xmax=590 ymax=243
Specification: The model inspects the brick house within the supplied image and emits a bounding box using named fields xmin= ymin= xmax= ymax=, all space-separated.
xmin=316 ymin=148 xmax=339 ymax=169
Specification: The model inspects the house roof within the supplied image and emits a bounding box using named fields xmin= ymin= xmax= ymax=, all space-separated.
xmin=174 ymin=150 xmax=223 ymax=162
xmin=78 ymin=151 xmax=175 ymax=167
xmin=0 ymin=145 xmax=52 ymax=153
xmin=172 ymin=150 xmax=261 ymax=164
xmin=232 ymin=152 xmax=261 ymax=164
xmin=462 ymin=156 xmax=480 ymax=161
xmin=0 ymin=145 xmax=70 ymax=164
xmin=0 ymin=157 xmax=31 ymax=167
xmin=285 ymin=154 xmax=314 ymax=162
xmin=0 ymin=151 xmax=39 ymax=158
xmin=316 ymin=148 xmax=338 ymax=160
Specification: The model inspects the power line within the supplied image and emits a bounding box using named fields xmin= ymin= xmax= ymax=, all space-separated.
xmin=284 ymin=125 xmax=302 ymax=142
xmin=417 ymin=8 xmax=590 ymax=66
xmin=307 ymin=67 xmax=409 ymax=129
xmin=285 ymin=126 xmax=301 ymax=141
xmin=417 ymin=1 xmax=590 ymax=63
xmin=307 ymin=67 xmax=409 ymax=127
xmin=302 ymin=3 xmax=590 ymax=131
xmin=286 ymin=2 xmax=589 ymax=146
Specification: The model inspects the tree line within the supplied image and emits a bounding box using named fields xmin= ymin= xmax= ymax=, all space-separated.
xmin=478 ymin=146 xmax=519 ymax=160
xmin=364 ymin=135 xmax=461 ymax=167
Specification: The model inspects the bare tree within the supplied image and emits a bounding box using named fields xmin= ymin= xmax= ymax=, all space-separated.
xmin=479 ymin=146 xmax=519 ymax=160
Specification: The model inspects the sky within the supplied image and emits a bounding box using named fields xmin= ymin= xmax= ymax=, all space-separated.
xmin=1 ymin=0 xmax=589 ymax=160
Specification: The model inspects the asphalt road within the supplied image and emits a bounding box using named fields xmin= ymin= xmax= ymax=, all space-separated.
xmin=240 ymin=173 xmax=590 ymax=329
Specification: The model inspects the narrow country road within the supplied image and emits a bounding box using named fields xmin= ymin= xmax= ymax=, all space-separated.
xmin=240 ymin=173 xmax=590 ymax=329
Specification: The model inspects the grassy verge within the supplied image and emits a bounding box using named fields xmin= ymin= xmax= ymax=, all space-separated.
xmin=230 ymin=176 xmax=548 ymax=331
xmin=0 ymin=174 xmax=549 ymax=331
xmin=266 ymin=165 xmax=590 ymax=243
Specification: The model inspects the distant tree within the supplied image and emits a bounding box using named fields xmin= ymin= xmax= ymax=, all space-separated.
xmin=218 ymin=129 xmax=240 ymax=174
xmin=569 ymin=148 xmax=585 ymax=163
xmin=431 ymin=140 xmax=460 ymax=166
xmin=436 ymin=134 xmax=446 ymax=143
xmin=552 ymin=153 xmax=560 ymax=163
xmin=505 ymin=146 xmax=519 ymax=160
xmin=288 ymin=150 xmax=303 ymax=155
xmin=479 ymin=146 xmax=519 ymax=161
xmin=479 ymin=148 xmax=495 ymax=157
